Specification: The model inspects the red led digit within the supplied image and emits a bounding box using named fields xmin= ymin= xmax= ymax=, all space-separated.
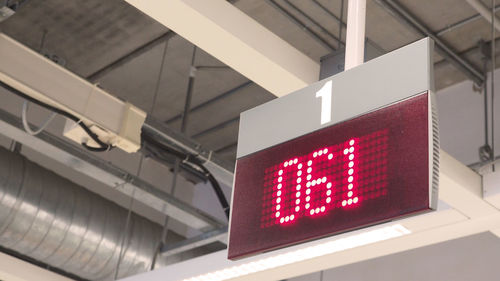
xmin=273 ymin=158 xmax=302 ymax=224
xmin=304 ymin=147 xmax=334 ymax=216
xmin=342 ymin=139 xmax=359 ymax=207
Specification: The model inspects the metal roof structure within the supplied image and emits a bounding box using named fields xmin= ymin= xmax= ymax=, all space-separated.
xmin=0 ymin=1 xmax=500 ymax=280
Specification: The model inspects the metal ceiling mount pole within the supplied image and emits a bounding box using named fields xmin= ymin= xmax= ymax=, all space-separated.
xmin=491 ymin=0 xmax=496 ymax=171
xmin=479 ymin=40 xmax=493 ymax=164
xmin=345 ymin=0 xmax=366 ymax=70
xmin=180 ymin=46 xmax=198 ymax=134
xmin=338 ymin=0 xmax=345 ymax=49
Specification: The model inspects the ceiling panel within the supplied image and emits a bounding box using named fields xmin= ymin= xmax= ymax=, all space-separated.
xmin=0 ymin=0 xmax=167 ymax=77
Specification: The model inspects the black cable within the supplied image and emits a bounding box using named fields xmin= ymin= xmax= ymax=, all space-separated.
xmin=142 ymin=131 xmax=230 ymax=219
xmin=0 ymin=81 xmax=112 ymax=152
xmin=143 ymin=144 xmax=208 ymax=182
xmin=188 ymin=156 xmax=230 ymax=218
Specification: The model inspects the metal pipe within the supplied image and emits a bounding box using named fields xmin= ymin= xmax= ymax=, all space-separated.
xmin=165 ymin=81 xmax=252 ymax=125
xmin=191 ymin=116 xmax=239 ymax=139
xmin=283 ymin=0 xmax=343 ymax=47
xmin=466 ymin=0 xmax=500 ymax=32
xmin=0 ymin=146 xmax=162 ymax=280
xmin=483 ymin=51 xmax=490 ymax=149
xmin=266 ymin=0 xmax=336 ymax=51
xmin=345 ymin=0 xmax=366 ymax=70
xmin=86 ymin=31 xmax=176 ymax=82
xmin=375 ymin=0 xmax=485 ymax=86
xmin=195 ymin=65 xmax=230 ymax=70
xmin=149 ymin=41 xmax=169 ymax=116
xmin=338 ymin=0 xmax=345 ymax=49
xmin=215 ymin=142 xmax=238 ymax=154
xmin=181 ymin=46 xmax=197 ymax=133
xmin=312 ymin=0 xmax=347 ymax=28
xmin=436 ymin=5 xmax=500 ymax=36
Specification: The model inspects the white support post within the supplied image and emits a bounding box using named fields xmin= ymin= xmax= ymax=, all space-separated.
xmin=345 ymin=0 xmax=366 ymax=70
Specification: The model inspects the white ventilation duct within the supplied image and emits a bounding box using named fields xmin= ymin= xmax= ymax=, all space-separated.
xmin=0 ymin=146 xmax=162 ymax=280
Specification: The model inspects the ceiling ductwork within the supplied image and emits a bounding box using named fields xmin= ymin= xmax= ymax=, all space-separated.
xmin=0 ymin=146 xmax=162 ymax=280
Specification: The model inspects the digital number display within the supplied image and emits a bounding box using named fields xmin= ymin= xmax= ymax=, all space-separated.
xmin=228 ymin=92 xmax=436 ymax=260
xmin=261 ymin=130 xmax=388 ymax=228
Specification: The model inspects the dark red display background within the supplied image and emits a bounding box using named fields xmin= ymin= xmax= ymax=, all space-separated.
xmin=228 ymin=92 xmax=430 ymax=260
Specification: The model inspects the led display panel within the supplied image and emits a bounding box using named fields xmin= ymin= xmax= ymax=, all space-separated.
xmin=228 ymin=92 xmax=438 ymax=260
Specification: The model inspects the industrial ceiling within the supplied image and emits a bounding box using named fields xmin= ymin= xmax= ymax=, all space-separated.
xmin=3 ymin=0 xmax=498 ymax=165
xmin=0 ymin=0 xmax=499 ymax=280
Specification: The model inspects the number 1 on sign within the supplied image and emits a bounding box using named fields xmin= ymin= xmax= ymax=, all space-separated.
xmin=316 ymin=81 xmax=332 ymax=125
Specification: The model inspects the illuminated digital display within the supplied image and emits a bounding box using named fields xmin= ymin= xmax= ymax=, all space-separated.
xmin=228 ymin=92 xmax=438 ymax=260
xmin=261 ymin=130 xmax=388 ymax=228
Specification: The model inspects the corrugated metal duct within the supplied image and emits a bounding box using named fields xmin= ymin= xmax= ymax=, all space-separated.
xmin=0 ymin=146 xmax=161 ymax=280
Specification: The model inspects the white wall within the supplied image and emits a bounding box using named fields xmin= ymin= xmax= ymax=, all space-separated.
xmin=436 ymin=70 xmax=500 ymax=166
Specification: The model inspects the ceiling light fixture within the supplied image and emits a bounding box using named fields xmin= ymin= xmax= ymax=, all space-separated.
xmin=182 ymin=224 xmax=411 ymax=281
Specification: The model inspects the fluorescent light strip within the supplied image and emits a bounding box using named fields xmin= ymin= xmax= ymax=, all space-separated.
xmin=183 ymin=224 xmax=411 ymax=281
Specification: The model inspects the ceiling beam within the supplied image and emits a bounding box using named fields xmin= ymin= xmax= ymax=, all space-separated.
xmin=124 ymin=0 xmax=320 ymax=97
xmin=440 ymin=151 xmax=498 ymax=218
